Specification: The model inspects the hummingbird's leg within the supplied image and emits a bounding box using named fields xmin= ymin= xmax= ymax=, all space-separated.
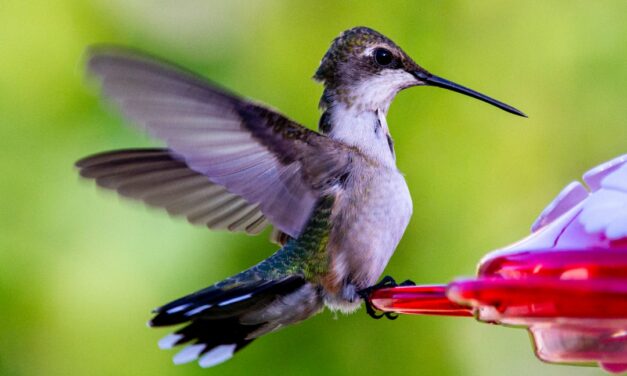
xmin=358 ymin=276 xmax=415 ymax=320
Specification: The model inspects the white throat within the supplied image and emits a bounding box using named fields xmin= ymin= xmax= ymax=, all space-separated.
xmin=321 ymin=70 xmax=416 ymax=167
xmin=327 ymin=104 xmax=396 ymax=167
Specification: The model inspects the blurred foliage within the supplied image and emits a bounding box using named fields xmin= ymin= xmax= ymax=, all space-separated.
xmin=1 ymin=1 xmax=625 ymax=375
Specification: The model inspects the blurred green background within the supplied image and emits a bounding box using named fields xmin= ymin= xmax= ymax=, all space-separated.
xmin=2 ymin=1 xmax=626 ymax=375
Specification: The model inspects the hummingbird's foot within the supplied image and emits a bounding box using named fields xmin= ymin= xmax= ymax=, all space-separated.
xmin=358 ymin=276 xmax=416 ymax=320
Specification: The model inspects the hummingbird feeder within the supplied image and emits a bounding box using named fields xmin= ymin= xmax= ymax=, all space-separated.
xmin=368 ymin=154 xmax=627 ymax=373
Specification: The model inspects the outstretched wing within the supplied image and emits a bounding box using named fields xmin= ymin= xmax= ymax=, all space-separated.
xmin=86 ymin=46 xmax=354 ymax=237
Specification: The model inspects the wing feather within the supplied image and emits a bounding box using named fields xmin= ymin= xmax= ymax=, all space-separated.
xmin=76 ymin=149 xmax=269 ymax=234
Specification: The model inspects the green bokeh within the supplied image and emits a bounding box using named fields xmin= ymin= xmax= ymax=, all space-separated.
xmin=2 ymin=1 xmax=625 ymax=375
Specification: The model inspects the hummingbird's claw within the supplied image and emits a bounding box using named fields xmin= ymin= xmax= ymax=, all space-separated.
xmin=358 ymin=276 xmax=415 ymax=320
xmin=364 ymin=301 xmax=386 ymax=319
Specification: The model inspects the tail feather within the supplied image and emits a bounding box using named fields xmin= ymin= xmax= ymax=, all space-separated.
xmin=150 ymin=276 xmax=306 ymax=325
xmin=159 ymin=318 xmax=259 ymax=367
xmin=150 ymin=275 xmax=308 ymax=368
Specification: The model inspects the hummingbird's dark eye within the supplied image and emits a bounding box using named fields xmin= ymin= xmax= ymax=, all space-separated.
xmin=373 ymin=48 xmax=394 ymax=66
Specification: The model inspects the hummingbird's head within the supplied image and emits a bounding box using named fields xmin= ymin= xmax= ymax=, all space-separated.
xmin=315 ymin=27 xmax=525 ymax=116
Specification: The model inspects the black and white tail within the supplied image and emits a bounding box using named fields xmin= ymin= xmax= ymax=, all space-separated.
xmin=149 ymin=276 xmax=308 ymax=368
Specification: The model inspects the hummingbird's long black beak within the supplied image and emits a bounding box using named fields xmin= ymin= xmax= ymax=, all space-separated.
xmin=413 ymin=71 xmax=526 ymax=117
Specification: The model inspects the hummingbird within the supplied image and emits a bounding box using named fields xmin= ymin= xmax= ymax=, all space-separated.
xmin=77 ymin=26 xmax=525 ymax=368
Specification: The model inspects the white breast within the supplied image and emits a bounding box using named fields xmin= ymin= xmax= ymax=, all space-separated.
xmin=351 ymin=168 xmax=413 ymax=284
xmin=330 ymin=165 xmax=413 ymax=292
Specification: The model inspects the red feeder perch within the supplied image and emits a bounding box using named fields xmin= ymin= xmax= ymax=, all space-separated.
xmin=369 ymin=155 xmax=627 ymax=373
